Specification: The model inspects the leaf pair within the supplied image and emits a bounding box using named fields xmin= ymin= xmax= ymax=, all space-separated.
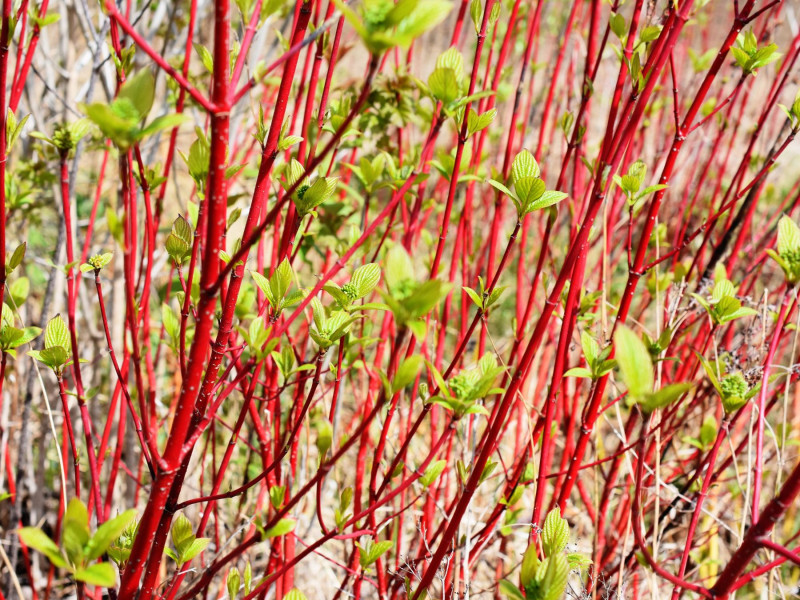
xmin=309 ymin=297 xmax=362 ymax=349
xmin=346 ymin=154 xmax=387 ymax=191
xmin=6 ymin=109 xmax=30 ymax=152
xmin=251 ymin=259 xmax=304 ymax=317
xmin=690 ymin=266 xmax=758 ymax=325
xmin=324 ymin=263 xmax=383 ymax=310
xmin=504 ymin=510 xmax=590 ymax=600
xmin=19 ymin=499 xmax=136 ymax=587
xmin=282 ymin=159 xmax=339 ymax=217
xmin=334 ymin=487 xmax=354 ymax=531
xmin=564 ymin=331 xmax=616 ymax=380
xmin=426 ymin=354 xmax=505 ymax=418
xmin=613 ymin=159 xmax=667 ymax=210
xmin=238 ymin=316 xmax=278 ymax=361
xmin=382 ymin=245 xmax=452 ymax=339
xmin=84 ymin=70 xmax=187 ymax=150
xmin=0 ymin=303 xmax=40 ymax=358
xmin=469 ymin=0 xmax=500 ymax=33
xmin=226 ymin=563 xmax=253 ymax=600
xmin=423 ymin=48 xmax=495 ymax=117
xmin=165 ymin=216 xmax=194 ymax=265
xmin=28 ymin=314 xmax=72 ymax=374
xmin=356 ymin=538 xmax=393 ymax=569
xmin=488 ymin=150 xmax=567 ymax=219
xmin=333 ymin=0 xmax=452 ymax=55
xmin=270 ymin=346 xmax=316 ymax=381
xmin=462 ymin=275 xmax=506 ymax=312
xmin=731 ymin=30 xmax=781 ymax=75
xmin=165 ymin=514 xmax=210 ymax=566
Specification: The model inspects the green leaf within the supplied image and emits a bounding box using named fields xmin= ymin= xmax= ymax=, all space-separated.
xmin=18 ymin=528 xmax=67 ymax=568
xmin=170 ymin=514 xmax=195 ymax=553
xmin=699 ymin=356 xmax=722 ymax=394
xmin=283 ymin=589 xmax=308 ymax=600
xmin=74 ymin=563 xmax=117 ymax=587
xmin=63 ymin=498 xmax=90 ymax=565
xmin=564 ymin=367 xmax=593 ymax=379
xmin=520 ymin=543 xmax=539 ymax=587
xmin=351 ymin=263 xmax=381 ymax=298
xmin=638 ymin=183 xmax=668 ymax=198
xmin=179 ymin=537 xmax=210 ymax=564
xmin=6 ymin=111 xmax=30 ymax=151
xmin=44 ymin=315 xmax=70 ymax=351
xmin=384 ymin=245 xmax=415 ymax=293
xmin=511 ymin=149 xmax=540 ymax=181
xmin=613 ymin=326 xmax=653 ymax=398
xmin=419 ymin=459 xmax=446 ymax=487
xmin=463 ymin=286 xmax=483 ymax=309
xmin=392 ymin=355 xmax=423 ymax=393
xmin=778 ymin=215 xmax=800 ymax=256
xmin=514 ymin=177 xmax=546 ymax=206
xmin=467 ymin=107 xmax=496 ymax=136
xmin=541 ymin=509 xmax=569 ymax=556
xmin=118 ymin=70 xmax=155 ymax=120
xmin=314 ymin=417 xmax=333 ymax=458
xmin=227 ymin=567 xmax=241 ymax=599
xmin=609 ymin=12 xmax=626 ymax=38
xmin=403 ymin=280 xmax=452 ymax=317
xmin=529 ymin=190 xmax=567 ymax=212
xmin=252 ymin=271 xmax=274 ymax=305
xmin=640 ymin=382 xmax=693 ymax=413
xmin=537 ymin=553 xmax=569 ymax=600
xmin=9 ymin=277 xmax=29 ymax=306
xmin=166 ymin=234 xmax=191 ymax=263
xmin=0 ymin=326 xmax=24 ymax=347
xmin=140 ymin=114 xmax=189 ymax=139
xmin=719 ymin=306 xmax=758 ymax=324
xmin=639 ymin=25 xmax=661 ymax=43
xmin=486 ymin=178 xmax=516 ymax=200
xmin=6 ymin=242 xmax=25 ymax=274
xmin=358 ymin=539 xmax=393 ymax=567
xmin=243 ymin=562 xmax=252 ymax=595
xmin=700 ymin=417 xmax=717 ymax=448
xmin=195 ymin=43 xmax=214 ymax=73
xmin=263 ymin=518 xmax=295 ymax=538
xmin=395 ymin=0 xmax=453 ymax=47
xmin=469 ymin=0 xmax=481 ymax=32
xmin=162 ymin=304 xmax=180 ymax=340
xmin=711 ymin=278 xmax=735 ymax=302
xmin=83 ymin=103 xmax=134 ymax=147
xmin=435 ymin=47 xmax=463 ymax=76
xmin=407 ymin=319 xmax=427 ymax=341
xmin=499 ymin=579 xmax=525 ymax=600
xmin=272 ymin=259 xmax=294 ymax=300
xmin=567 ymin=552 xmax=593 ymax=569
xmin=428 ymin=67 xmax=460 ymax=104
xmin=278 ymin=135 xmax=303 ymax=151
xmin=580 ymin=331 xmax=599 ymax=365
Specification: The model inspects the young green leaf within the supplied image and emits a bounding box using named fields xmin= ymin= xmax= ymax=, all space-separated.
xmin=541 ymin=509 xmax=569 ymax=556
xmin=613 ymin=326 xmax=653 ymax=398
xmin=263 ymin=518 xmax=296 ymax=538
